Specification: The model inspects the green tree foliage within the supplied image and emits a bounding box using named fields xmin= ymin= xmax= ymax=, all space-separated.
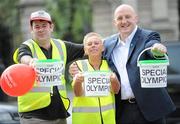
xmin=0 ymin=0 xmax=20 ymax=66
xmin=45 ymin=0 xmax=92 ymax=43
xmin=0 ymin=0 xmax=20 ymax=37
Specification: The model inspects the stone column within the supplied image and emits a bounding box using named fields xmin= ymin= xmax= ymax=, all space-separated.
xmin=151 ymin=0 xmax=179 ymax=41
xmin=91 ymin=0 xmax=121 ymax=37
xmin=121 ymin=0 xmax=138 ymax=12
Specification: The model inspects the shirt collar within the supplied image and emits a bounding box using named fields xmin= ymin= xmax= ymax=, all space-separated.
xmin=118 ymin=25 xmax=138 ymax=46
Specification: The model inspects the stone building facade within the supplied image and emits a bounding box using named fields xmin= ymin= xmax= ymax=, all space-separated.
xmin=91 ymin=0 xmax=179 ymax=41
xmin=18 ymin=0 xmax=179 ymax=43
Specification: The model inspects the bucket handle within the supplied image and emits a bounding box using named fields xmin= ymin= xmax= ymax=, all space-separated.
xmin=137 ymin=47 xmax=169 ymax=65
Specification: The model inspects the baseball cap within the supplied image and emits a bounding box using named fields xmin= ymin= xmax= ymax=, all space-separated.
xmin=30 ymin=10 xmax=52 ymax=24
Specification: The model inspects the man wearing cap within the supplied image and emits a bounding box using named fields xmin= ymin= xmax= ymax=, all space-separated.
xmin=13 ymin=10 xmax=84 ymax=124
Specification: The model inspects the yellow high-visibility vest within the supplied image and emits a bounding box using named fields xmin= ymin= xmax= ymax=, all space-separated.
xmin=13 ymin=39 xmax=69 ymax=112
xmin=72 ymin=59 xmax=116 ymax=124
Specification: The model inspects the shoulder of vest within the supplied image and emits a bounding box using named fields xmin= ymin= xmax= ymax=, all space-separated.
xmin=13 ymin=39 xmax=34 ymax=63
xmin=52 ymin=38 xmax=64 ymax=44
xmin=22 ymin=39 xmax=34 ymax=45
xmin=76 ymin=59 xmax=89 ymax=71
xmin=102 ymin=59 xmax=111 ymax=71
xmin=22 ymin=39 xmax=35 ymax=53
xmin=76 ymin=59 xmax=88 ymax=64
xmin=51 ymin=38 xmax=67 ymax=63
xmin=52 ymin=38 xmax=66 ymax=49
xmin=102 ymin=59 xmax=108 ymax=64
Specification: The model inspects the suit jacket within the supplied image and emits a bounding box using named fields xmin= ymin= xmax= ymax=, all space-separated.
xmin=103 ymin=27 xmax=176 ymax=121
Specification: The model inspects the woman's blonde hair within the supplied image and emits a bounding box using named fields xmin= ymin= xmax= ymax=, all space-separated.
xmin=83 ymin=32 xmax=103 ymax=44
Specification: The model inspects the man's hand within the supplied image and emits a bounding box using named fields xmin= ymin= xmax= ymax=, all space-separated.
xmin=151 ymin=43 xmax=167 ymax=57
xmin=20 ymin=55 xmax=38 ymax=67
xmin=29 ymin=58 xmax=38 ymax=67
xmin=69 ymin=62 xmax=79 ymax=77
xmin=110 ymin=73 xmax=120 ymax=94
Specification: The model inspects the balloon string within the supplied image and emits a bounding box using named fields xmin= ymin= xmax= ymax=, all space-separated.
xmin=60 ymin=94 xmax=71 ymax=110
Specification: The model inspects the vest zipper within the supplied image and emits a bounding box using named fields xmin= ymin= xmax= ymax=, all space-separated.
xmin=98 ymin=97 xmax=104 ymax=124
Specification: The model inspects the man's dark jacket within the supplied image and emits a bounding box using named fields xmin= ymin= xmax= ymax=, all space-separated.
xmin=103 ymin=28 xmax=176 ymax=121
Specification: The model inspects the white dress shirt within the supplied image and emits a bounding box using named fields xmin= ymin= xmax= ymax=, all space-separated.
xmin=112 ymin=26 xmax=137 ymax=100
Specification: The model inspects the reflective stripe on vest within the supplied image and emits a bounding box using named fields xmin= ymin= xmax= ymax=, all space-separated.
xmin=72 ymin=60 xmax=116 ymax=124
xmin=80 ymin=59 xmax=88 ymax=71
xmin=30 ymin=85 xmax=65 ymax=92
xmin=53 ymin=39 xmax=64 ymax=61
xmin=15 ymin=39 xmax=68 ymax=112
xmin=23 ymin=39 xmax=64 ymax=60
xmin=73 ymin=103 xmax=114 ymax=113
xmin=23 ymin=40 xmax=38 ymax=58
xmin=26 ymin=39 xmax=65 ymax=92
xmin=72 ymin=58 xmax=114 ymax=114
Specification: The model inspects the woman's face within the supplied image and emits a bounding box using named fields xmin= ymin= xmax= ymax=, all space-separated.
xmin=84 ymin=36 xmax=104 ymax=57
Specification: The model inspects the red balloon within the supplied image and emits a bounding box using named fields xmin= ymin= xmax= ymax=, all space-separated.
xmin=0 ymin=64 xmax=36 ymax=97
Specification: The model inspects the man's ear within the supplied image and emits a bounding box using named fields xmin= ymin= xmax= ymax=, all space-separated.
xmin=29 ymin=24 xmax=33 ymax=33
xmin=135 ymin=15 xmax=139 ymax=24
xmin=30 ymin=26 xmax=33 ymax=30
xmin=50 ymin=23 xmax=54 ymax=32
xmin=84 ymin=47 xmax=87 ymax=55
xmin=113 ymin=19 xmax=117 ymax=27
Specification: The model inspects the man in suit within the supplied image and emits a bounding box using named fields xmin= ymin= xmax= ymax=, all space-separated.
xmin=69 ymin=4 xmax=176 ymax=124
xmin=103 ymin=4 xmax=176 ymax=124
